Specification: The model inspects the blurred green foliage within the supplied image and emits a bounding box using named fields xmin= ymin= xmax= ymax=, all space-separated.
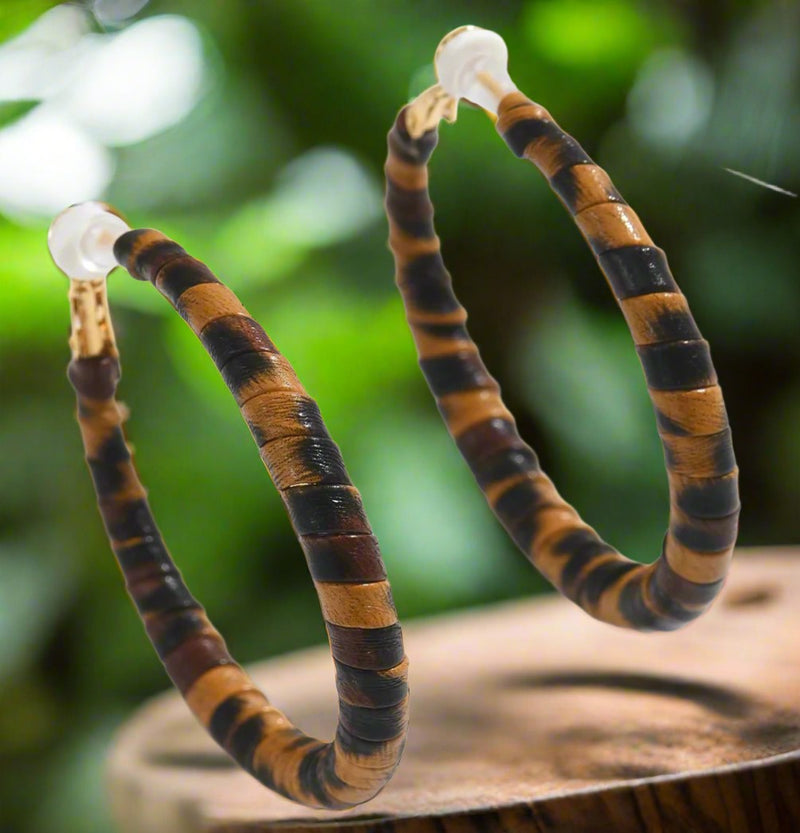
xmin=0 ymin=0 xmax=798 ymax=830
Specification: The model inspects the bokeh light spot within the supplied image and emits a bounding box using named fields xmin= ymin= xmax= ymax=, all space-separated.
xmin=0 ymin=4 xmax=89 ymax=100
xmin=266 ymin=146 xmax=383 ymax=247
xmin=55 ymin=15 xmax=205 ymax=146
xmin=0 ymin=108 xmax=112 ymax=218
xmin=524 ymin=0 xmax=655 ymax=68
xmin=628 ymin=48 xmax=714 ymax=148
xmin=92 ymin=0 xmax=151 ymax=27
xmin=214 ymin=146 xmax=382 ymax=281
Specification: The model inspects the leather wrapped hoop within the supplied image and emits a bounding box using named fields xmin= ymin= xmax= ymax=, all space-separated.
xmin=385 ymin=92 xmax=740 ymax=632
xmin=66 ymin=228 xmax=408 ymax=809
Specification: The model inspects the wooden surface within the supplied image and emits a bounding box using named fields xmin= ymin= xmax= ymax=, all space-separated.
xmin=108 ymin=549 xmax=800 ymax=832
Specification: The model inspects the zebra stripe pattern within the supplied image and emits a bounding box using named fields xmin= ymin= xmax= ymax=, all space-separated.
xmin=384 ymin=92 xmax=739 ymax=631
xmin=67 ymin=229 xmax=407 ymax=808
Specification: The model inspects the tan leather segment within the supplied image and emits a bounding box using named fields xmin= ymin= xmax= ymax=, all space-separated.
xmin=177 ymin=283 xmax=249 ymax=333
xmin=440 ymin=389 xmax=515 ymax=436
xmin=316 ymin=581 xmax=398 ymax=629
xmin=574 ymin=203 xmax=654 ymax=253
xmin=665 ymin=534 xmax=734 ymax=583
xmin=651 ymin=386 xmax=728 ymax=437
xmin=558 ymin=164 xmax=621 ymax=214
xmin=621 ymin=292 xmax=693 ymax=346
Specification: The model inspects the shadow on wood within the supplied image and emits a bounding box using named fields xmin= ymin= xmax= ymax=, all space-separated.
xmin=108 ymin=549 xmax=800 ymax=832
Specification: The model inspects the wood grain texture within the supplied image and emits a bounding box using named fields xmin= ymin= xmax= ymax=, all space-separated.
xmin=109 ymin=550 xmax=800 ymax=832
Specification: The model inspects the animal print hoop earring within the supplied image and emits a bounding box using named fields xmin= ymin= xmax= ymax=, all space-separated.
xmin=385 ymin=27 xmax=739 ymax=632
xmin=48 ymin=202 xmax=408 ymax=809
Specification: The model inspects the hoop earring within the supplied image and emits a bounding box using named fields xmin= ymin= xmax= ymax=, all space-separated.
xmin=48 ymin=202 xmax=408 ymax=809
xmin=385 ymin=27 xmax=739 ymax=632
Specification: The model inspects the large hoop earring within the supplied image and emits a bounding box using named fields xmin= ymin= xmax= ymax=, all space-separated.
xmin=48 ymin=202 xmax=408 ymax=809
xmin=385 ymin=27 xmax=739 ymax=632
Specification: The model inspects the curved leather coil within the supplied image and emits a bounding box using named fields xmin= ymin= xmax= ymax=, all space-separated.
xmin=384 ymin=93 xmax=739 ymax=632
xmin=67 ymin=229 xmax=408 ymax=808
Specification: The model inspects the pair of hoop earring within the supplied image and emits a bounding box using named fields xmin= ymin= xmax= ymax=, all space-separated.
xmin=48 ymin=27 xmax=738 ymax=810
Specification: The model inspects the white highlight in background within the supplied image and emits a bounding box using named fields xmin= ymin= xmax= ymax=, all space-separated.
xmin=54 ymin=15 xmax=205 ymax=146
xmin=92 ymin=0 xmax=152 ymax=26
xmin=628 ymin=48 xmax=714 ymax=149
xmin=0 ymin=109 xmax=113 ymax=217
xmin=0 ymin=5 xmax=89 ymax=101
xmin=0 ymin=10 xmax=205 ymax=218
xmin=266 ymin=147 xmax=383 ymax=246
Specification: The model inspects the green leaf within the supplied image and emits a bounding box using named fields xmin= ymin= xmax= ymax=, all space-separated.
xmin=523 ymin=0 xmax=676 ymax=71
xmin=0 ymin=1 xmax=57 ymax=41
xmin=213 ymin=146 xmax=383 ymax=285
xmin=0 ymin=542 xmax=76 ymax=683
xmin=0 ymin=99 xmax=38 ymax=129
xmin=511 ymin=293 xmax=657 ymax=477
xmin=0 ymin=219 xmax=67 ymax=349
xmin=685 ymin=231 xmax=800 ymax=346
xmin=0 ymin=678 xmax=61 ymax=754
xmin=510 ymin=294 xmax=668 ymax=562
xmin=33 ymin=718 xmax=124 ymax=833
xmin=162 ymin=278 xmax=419 ymax=428
xmin=345 ymin=405 xmax=531 ymax=614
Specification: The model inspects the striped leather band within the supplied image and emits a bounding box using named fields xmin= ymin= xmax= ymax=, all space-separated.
xmin=67 ymin=230 xmax=408 ymax=808
xmin=384 ymin=92 xmax=739 ymax=632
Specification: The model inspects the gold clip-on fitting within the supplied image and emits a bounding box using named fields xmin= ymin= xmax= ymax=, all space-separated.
xmin=48 ymin=202 xmax=130 ymax=361
xmin=405 ymin=84 xmax=458 ymax=139
xmin=404 ymin=26 xmax=518 ymax=137
xmin=67 ymin=278 xmax=116 ymax=361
